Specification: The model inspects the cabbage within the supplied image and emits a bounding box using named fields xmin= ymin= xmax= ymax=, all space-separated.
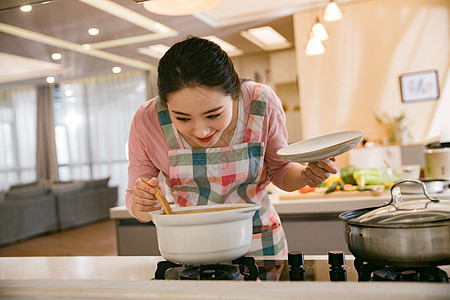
xmin=352 ymin=169 xmax=384 ymax=188
xmin=340 ymin=165 xmax=358 ymax=185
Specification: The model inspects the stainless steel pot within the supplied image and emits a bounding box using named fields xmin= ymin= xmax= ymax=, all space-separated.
xmin=339 ymin=180 xmax=450 ymax=267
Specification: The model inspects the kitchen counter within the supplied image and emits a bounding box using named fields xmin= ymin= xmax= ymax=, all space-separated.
xmin=110 ymin=189 xmax=450 ymax=218
xmin=1 ymin=256 xmax=449 ymax=299
xmin=110 ymin=189 xmax=450 ymax=256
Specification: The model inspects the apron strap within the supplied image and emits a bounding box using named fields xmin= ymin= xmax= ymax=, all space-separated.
xmin=244 ymin=84 xmax=269 ymax=143
xmin=156 ymin=97 xmax=183 ymax=150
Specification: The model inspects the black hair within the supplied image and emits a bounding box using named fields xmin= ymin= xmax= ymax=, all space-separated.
xmin=157 ymin=36 xmax=240 ymax=106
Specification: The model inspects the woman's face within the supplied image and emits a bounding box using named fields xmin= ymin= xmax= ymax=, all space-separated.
xmin=167 ymin=86 xmax=234 ymax=148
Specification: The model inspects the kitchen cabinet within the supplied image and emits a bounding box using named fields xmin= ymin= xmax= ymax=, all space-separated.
xmin=269 ymin=49 xmax=297 ymax=84
xmin=115 ymin=219 xmax=160 ymax=256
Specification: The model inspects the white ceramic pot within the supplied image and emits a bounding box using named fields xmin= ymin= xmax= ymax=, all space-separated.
xmin=149 ymin=204 xmax=260 ymax=265
xmin=425 ymin=148 xmax=450 ymax=180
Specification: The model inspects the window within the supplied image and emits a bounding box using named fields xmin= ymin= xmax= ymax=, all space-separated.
xmin=0 ymin=87 xmax=37 ymax=190
xmin=55 ymin=71 xmax=148 ymax=204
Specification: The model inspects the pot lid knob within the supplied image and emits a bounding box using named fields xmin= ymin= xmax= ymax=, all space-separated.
xmin=328 ymin=250 xmax=345 ymax=267
xmin=288 ymin=251 xmax=304 ymax=267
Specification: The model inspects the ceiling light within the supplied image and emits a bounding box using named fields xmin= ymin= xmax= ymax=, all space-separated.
xmin=323 ymin=0 xmax=343 ymax=22
xmin=88 ymin=28 xmax=99 ymax=36
xmin=112 ymin=66 xmax=122 ymax=73
xmin=142 ymin=0 xmax=221 ymax=16
xmin=202 ymin=36 xmax=243 ymax=57
xmin=138 ymin=44 xmax=170 ymax=59
xmin=305 ymin=34 xmax=325 ymax=56
xmin=240 ymin=26 xmax=291 ymax=51
xmin=46 ymin=76 xmax=55 ymax=83
xmin=20 ymin=5 xmax=32 ymax=12
xmin=51 ymin=53 xmax=62 ymax=60
xmin=311 ymin=18 xmax=328 ymax=41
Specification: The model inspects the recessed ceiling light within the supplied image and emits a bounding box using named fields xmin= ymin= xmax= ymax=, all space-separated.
xmin=20 ymin=5 xmax=32 ymax=12
xmin=240 ymin=26 xmax=291 ymax=51
xmin=202 ymin=36 xmax=243 ymax=57
xmin=137 ymin=44 xmax=170 ymax=59
xmin=46 ymin=76 xmax=55 ymax=84
xmin=51 ymin=53 xmax=62 ymax=60
xmin=112 ymin=67 xmax=122 ymax=74
xmin=88 ymin=28 xmax=100 ymax=36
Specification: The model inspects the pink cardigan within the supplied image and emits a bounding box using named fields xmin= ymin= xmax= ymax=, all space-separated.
xmin=125 ymin=81 xmax=295 ymax=216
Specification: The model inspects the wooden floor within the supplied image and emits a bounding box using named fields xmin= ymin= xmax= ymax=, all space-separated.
xmin=0 ymin=220 xmax=118 ymax=257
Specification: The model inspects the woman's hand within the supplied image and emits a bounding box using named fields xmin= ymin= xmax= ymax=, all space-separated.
xmin=301 ymin=158 xmax=337 ymax=187
xmin=131 ymin=177 xmax=162 ymax=222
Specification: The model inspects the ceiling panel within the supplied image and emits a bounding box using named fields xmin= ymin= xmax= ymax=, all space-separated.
xmin=0 ymin=0 xmax=359 ymax=87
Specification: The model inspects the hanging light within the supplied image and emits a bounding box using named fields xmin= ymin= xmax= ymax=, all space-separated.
xmin=311 ymin=17 xmax=328 ymax=40
xmin=143 ymin=0 xmax=221 ymax=16
xmin=305 ymin=33 xmax=325 ymax=56
xmin=323 ymin=0 xmax=343 ymax=22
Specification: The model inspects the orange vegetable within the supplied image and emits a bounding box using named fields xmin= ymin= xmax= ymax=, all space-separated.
xmin=299 ymin=186 xmax=317 ymax=193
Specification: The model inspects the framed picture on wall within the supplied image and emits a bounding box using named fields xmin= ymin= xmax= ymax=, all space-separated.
xmin=399 ymin=70 xmax=439 ymax=103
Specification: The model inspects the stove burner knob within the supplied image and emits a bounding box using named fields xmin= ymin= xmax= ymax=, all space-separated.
xmin=401 ymin=270 xmax=420 ymax=281
xmin=328 ymin=250 xmax=347 ymax=281
xmin=288 ymin=251 xmax=304 ymax=267
xmin=328 ymin=250 xmax=345 ymax=267
xmin=288 ymin=252 xmax=305 ymax=281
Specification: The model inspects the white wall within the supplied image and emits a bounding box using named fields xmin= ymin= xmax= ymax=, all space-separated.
xmin=294 ymin=0 xmax=449 ymax=144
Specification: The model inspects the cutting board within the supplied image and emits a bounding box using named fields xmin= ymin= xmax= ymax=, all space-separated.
xmin=278 ymin=187 xmax=385 ymax=200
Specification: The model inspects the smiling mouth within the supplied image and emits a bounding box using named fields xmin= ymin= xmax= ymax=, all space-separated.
xmin=197 ymin=132 xmax=216 ymax=143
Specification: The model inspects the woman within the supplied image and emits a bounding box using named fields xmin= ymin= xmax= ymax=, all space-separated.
xmin=126 ymin=37 xmax=336 ymax=256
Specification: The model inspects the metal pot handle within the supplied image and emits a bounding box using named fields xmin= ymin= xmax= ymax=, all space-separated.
xmin=388 ymin=179 xmax=440 ymax=208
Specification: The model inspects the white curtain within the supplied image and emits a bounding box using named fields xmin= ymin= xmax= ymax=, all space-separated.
xmin=56 ymin=70 xmax=149 ymax=204
xmin=0 ymin=87 xmax=37 ymax=190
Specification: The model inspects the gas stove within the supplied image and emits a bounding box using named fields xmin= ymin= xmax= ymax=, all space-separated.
xmin=153 ymin=251 xmax=450 ymax=282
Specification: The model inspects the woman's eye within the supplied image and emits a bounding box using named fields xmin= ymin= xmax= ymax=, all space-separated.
xmin=176 ymin=117 xmax=190 ymax=121
xmin=207 ymin=113 xmax=221 ymax=119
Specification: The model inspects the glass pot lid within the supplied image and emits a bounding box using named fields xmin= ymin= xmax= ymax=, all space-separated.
xmin=353 ymin=179 xmax=450 ymax=225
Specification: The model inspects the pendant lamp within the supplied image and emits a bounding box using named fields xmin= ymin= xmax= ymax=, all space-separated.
xmin=311 ymin=17 xmax=328 ymax=40
xmin=323 ymin=0 xmax=343 ymax=22
xmin=305 ymin=33 xmax=325 ymax=56
xmin=143 ymin=0 xmax=221 ymax=16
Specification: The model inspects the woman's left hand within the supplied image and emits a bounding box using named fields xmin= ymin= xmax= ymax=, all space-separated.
xmin=301 ymin=157 xmax=337 ymax=187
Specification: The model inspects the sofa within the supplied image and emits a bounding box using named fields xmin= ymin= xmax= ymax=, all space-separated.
xmin=0 ymin=178 xmax=118 ymax=247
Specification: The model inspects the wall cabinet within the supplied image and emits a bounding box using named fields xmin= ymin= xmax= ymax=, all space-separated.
xmin=269 ymin=49 xmax=297 ymax=84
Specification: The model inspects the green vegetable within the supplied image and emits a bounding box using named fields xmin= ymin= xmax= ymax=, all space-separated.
xmin=352 ymin=169 xmax=384 ymax=188
xmin=325 ymin=181 xmax=346 ymax=194
xmin=325 ymin=181 xmax=339 ymax=194
xmin=340 ymin=165 xmax=358 ymax=185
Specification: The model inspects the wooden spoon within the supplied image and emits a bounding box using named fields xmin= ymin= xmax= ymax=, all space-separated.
xmin=141 ymin=178 xmax=173 ymax=215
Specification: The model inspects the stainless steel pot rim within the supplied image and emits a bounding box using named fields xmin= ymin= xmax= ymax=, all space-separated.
xmin=339 ymin=208 xmax=450 ymax=228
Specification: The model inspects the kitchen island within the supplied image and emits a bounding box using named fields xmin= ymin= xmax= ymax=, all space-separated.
xmin=110 ymin=189 xmax=450 ymax=255
xmin=1 ymin=256 xmax=449 ymax=299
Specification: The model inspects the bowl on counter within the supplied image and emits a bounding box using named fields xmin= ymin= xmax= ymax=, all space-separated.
xmin=397 ymin=178 xmax=449 ymax=194
xmin=392 ymin=164 xmax=421 ymax=180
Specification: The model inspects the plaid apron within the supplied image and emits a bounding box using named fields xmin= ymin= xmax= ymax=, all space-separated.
xmin=157 ymin=84 xmax=288 ymax=256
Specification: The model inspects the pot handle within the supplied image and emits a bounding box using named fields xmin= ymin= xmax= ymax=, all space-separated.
xmin=388 ymin=179 xmax=440 ymax=207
